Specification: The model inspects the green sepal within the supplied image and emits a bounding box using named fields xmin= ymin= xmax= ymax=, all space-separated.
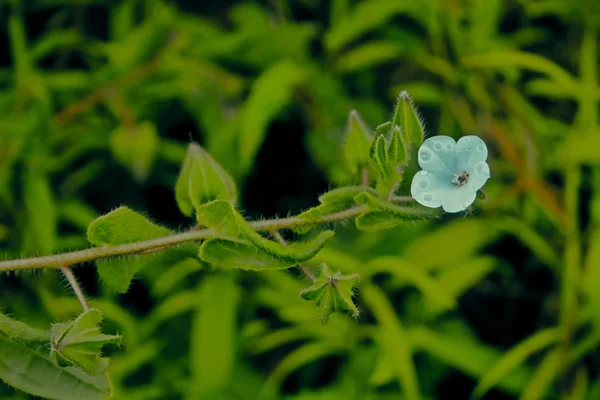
xmin=51 ymin=309 xmax=121 ymax=376
xmin=392 ymin=91 xmax=425 ymax=146
xmin=370 ymin=134 xmax=390 ymax=178
xmin=300 ymin=264 xmax=360 ymax=325
xmin=175 ymin=143 xmax=237 ymax=217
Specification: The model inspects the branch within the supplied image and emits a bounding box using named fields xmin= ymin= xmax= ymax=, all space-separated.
xmin=0 ymin=205 xmax=368 ymax=272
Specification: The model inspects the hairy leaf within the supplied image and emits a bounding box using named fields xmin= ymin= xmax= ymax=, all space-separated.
xmin=87 ymin=206 xmax=170 ymax=246
xmin=0 ymin=313 xmax=49 ymax=342
xmin=175 ymin=143 xmax=237 ymax=217
xmin=196 ymin=200 xmax=335 ymax=266
xmin=0 ymin=336 xmax=111 ymax=400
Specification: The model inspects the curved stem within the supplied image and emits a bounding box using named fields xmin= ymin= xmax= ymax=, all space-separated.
xmin=0 ymin=205 xmax=368 ymax=273
xmin=61 ymin=265 xmax=89 ymax=311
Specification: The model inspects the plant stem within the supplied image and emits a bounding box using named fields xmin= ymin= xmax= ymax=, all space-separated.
xmin=271 ymin=230 xmax=316 ymax=282
xmin=61 ymin=265 xmax=89 ymax=311
xmin=0 ymin=205 xmax=368 ymax=272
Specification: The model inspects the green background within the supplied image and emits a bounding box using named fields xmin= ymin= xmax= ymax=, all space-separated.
xmin=0 ymin=0 xmax=599 ymax=399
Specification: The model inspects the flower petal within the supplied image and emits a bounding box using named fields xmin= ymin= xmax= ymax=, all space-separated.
xmin=467 ymin=161 xmax=491 ymax=192
xmin=418 ymin=136 xmax=457 ymax=178
xmin=455 ymin=135 xmax=488 ymax=172
xmin=411 ymin=170 xmax=453 ymax=209
xmin=441 ymin=186 xmax=477 ymax=213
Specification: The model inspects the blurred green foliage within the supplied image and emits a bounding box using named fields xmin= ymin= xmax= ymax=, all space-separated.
xmin=0 ymin=0 xmax=599 ymax=399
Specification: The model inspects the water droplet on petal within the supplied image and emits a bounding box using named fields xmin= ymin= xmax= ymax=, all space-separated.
xmin=419 ymin=148 xmax=432 ymax=163
xmin=446 ymin=143 xmax=453 ymax=150
xmin=434 ymin=142 xmax=443 ymax=151
xmin=477 ymin=144 xmax=485 ymax=152
xmin=418 ymin=179 xmax=428 ymax=189
xmin=422 ymin=193 xmax=434 ymax=202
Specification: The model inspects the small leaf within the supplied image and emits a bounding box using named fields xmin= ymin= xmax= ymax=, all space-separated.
xmin=392 ymin=91 xmax=425 ymax=146
xmin=196 ymin=200 xmax=335 ymax=266
xmin=300 ymin=264 xmax=360 ymax=325
xmin=87 ymin=206 xmax=170 ymax=246
xmin=51 ymin=309 xmax=121 ymax=376
xmin=175 ymin=143 xmax=237 ymax=217
xmin=110 ymin=121 xmax=159 ymax=182
xmin=0 ymin=336 xmax=111 ymax=400
xmin=344 ymin=110 xmax=374 ymax=175
xmin=0 ymin=313 xmax=49 ymax=342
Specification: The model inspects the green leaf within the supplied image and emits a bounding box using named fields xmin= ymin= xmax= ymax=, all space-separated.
xmin=110 ymin=121 xmax=159 ymax=182
xmin=97 ymin=243 xmax=199 ymax=293
xmin=239 ymin=60 xmax=306 ymax=174
xmin=367 ymin=256 xmax=457 ymax=310
xmin=408 ymin=326 xmax=531 ymax=396
xmin=0 ymin=335 xmax=111 ymax=400
xmin=392 ymin=91 xmax=425 ymax=147
xmin=354 ymin=192 xmax=435 ymax=220
xmin=199 ymin=240 xmax=291 ymax=270
xmin=175 ymin=143 xmax=238 ymax=217
xmin=300 ymin=264 xmax=360 ymax=325
xmin=333 ymin=41 xmax=407 ymax=73
xmin=344 ymin=110 xmax=374 ymax=175
xmin=196 ymin=200 xmax=335 ymax=266
xmin=403 ymin=219 xmax=497 ymax=270
xmin=361 ymin=284 xmax=421 ymax=400
xmin=87 ymin=206 xmax=189 ymax=293
xmin=191 ymin=273 xmax=240 ymax=396
xmin=87 ymin=206 xmax=170 ymax=246
xmin=51 ymin=309 xmax=121 ymax=376
xmin=0 ymin=313 xmax=49 ymax=342
xmin=22 ymin=168 xmax=57 ymax=255
xmin=324 ymin=0 xmax=417 ymax=54
xmin=473 ymin=328 xmax=560 ymax=399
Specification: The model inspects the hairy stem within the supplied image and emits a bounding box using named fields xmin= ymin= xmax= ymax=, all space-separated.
xmin=271 ymin=230 xmax=316 ymax=282
xmin=0 ymin=205 xmax=368 ymax=272
xmin=61 ymin=265 xmax=89 ymax=311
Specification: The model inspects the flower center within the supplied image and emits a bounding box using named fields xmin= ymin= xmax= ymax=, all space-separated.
xmin=452 ymin=171 xmax=469 ymax=186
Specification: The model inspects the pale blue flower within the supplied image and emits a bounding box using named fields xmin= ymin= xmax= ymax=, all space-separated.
xmin=411 ymin=135 xmax=490 ymax=213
